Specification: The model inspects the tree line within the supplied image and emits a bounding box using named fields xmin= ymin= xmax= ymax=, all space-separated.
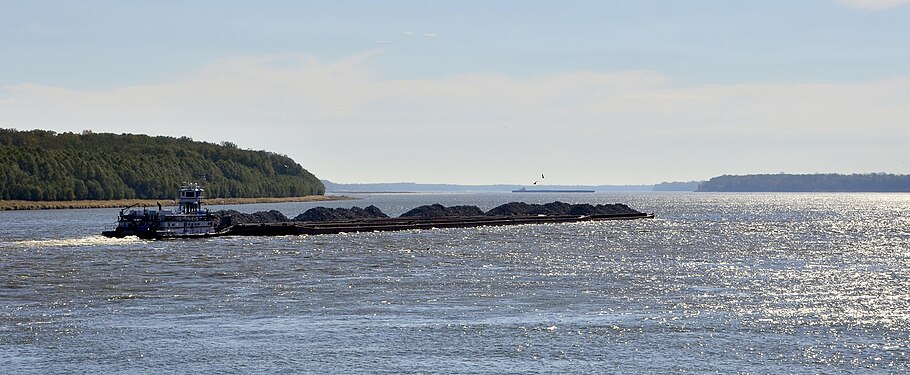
xmin=696 ymin=173 xmax=910 ymax=192
xmin=0 ymin=129 xmax=324 ymax=201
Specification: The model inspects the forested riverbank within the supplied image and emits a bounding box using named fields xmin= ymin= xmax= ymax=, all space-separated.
xmin=0 ymin=195 xmax=351 ymax=211
xmin=0 ymin=129 xmax=324 ymax=201
xmin=697 ymin=173 xmax=910 ymax=192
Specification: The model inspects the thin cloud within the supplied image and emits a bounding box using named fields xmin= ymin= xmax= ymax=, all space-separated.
xmin=26 ymin=23 xmax=53 ymax=36
xmin=835 ymin=0 xmax=910 ymax=10
xmin=2 ymin=53 xmax=908 ymax=183
xmin=401 ymin=31 xmax=438 ymax=37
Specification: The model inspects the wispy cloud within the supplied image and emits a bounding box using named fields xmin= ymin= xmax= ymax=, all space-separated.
xmin=25 ymin=23 xmax=53 ymax=36
xmin=835 ymin=0 xmax=910 ymax=10
xmin=2 ymin=53 xmax=908 ymax=183
xmin=401 ymin=31 xmax=439 ymax=37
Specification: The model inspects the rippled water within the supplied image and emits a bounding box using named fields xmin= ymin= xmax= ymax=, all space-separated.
xmin=1 ymin=193 xmax=909 ymax=373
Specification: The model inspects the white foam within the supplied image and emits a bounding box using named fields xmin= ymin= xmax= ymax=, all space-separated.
xmin=4 ymin=235 xmax=141 ymax=249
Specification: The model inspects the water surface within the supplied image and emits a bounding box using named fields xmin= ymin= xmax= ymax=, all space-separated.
xmin=1 ymin=193 xmax=909 ymax=373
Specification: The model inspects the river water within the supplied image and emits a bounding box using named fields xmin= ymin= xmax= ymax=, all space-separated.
xmin=1 ymin=192 xmax=909 ymax=373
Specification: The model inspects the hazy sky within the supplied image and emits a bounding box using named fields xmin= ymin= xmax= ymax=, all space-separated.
xmin=2 ymin=1 xmax=909 ymax=184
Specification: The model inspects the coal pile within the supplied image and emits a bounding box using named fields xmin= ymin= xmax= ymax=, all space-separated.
xmin=213 ymin=210 xmax=288 ymax=230
xmin=211 ymin=201 xmax=642 ymax=230
xmin=399 ymin=204 xmax=485 ymax=219
xmin=484 ymin=202 xmax=571 ymax=216
xmin=485 ymin=201 xmax=640 ymax=216
xmin=293 ymin=205 xmax=389 ymax=222
xmin=567 ymin=203 xmax=639 ymax=215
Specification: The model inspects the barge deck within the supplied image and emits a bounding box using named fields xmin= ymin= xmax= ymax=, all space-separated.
xmin=224 ymin=212 xmax=654 ymax=237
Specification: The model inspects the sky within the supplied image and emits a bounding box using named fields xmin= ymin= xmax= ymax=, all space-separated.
xmin=2 ymin=0 xmax=909 ymax=185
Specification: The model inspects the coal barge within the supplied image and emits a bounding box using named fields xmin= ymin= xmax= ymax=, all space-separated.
xmin=225 ymin=211 xmax=653 ymax=236
xmin=103 ymin=184 xmax=653 ymax=239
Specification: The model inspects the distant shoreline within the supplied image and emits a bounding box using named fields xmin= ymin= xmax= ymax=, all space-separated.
xmin=327 ymin=191 xmax=420 ymax=194
xmin=0 ymin=195 xmax=355 ymax=211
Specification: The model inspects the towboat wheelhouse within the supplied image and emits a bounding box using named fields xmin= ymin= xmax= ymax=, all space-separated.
xmin=102 ymin=183 xmax=217 ymax=239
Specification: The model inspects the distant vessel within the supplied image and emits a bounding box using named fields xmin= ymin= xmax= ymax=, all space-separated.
xmin=102 ymin=183 xmax=219 ymax=239
xmin=512 ymin=188 xmax=595 ymax=193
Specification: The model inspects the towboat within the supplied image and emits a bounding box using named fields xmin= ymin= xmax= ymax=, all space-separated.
xmin=102 ymin=183 xmax=218 ymax=239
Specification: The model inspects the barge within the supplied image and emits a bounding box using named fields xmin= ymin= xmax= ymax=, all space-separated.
xmin=225 ymin=211 xmax=653 ymax=236
xmin=103 ymin=184 xmax=653 ymax=239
